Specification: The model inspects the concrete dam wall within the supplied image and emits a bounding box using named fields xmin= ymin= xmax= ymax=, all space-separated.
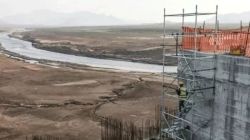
xmin=180 ymin=54 xmax=250 ymax=140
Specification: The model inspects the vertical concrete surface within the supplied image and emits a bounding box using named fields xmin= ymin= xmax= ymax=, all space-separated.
xmin=181 ymin=54 xmax=250 ymax=140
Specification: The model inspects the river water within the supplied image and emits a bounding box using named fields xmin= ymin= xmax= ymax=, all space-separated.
xmin=0 ymin=33 xmax=177 ymax=73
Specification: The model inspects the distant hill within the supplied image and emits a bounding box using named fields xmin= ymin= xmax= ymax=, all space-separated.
xmin=0 ymin=10 xmax=126 ymax=27
xmin=208 ymin=11 xmax=250 ymax=24
xmin=0 ymin=19 xmax=8 ymax=26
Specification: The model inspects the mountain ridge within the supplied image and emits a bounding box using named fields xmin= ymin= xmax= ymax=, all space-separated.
xmin=0 ymin=10 xmax=126 ymax=27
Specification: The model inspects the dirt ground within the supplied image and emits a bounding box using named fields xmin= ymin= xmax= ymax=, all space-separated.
xmin=13 ymin=25 xmax=178 ymax=65
xmin=0 ymin=54 xmax=176 ymax=140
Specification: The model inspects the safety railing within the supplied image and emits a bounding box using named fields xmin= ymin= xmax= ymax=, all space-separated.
xmin=182 ymin=26 xmax=250 ymax=57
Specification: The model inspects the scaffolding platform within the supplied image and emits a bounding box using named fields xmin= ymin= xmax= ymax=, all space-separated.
xmin=160 ymin=5 xmax=219 ymax=140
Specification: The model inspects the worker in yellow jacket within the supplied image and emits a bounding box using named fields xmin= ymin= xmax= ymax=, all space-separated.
xmin=176 ymin=82 xmax=187 ymax=112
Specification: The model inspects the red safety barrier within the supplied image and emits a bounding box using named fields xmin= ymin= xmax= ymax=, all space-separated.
xmin=182 ymin=27 xmax=250 ymax=57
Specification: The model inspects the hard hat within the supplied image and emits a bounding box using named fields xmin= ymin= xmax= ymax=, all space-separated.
xmin=179 ymin=81 xmax=184 ymax=85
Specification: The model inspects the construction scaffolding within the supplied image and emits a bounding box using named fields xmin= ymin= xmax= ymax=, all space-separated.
xmin=160 ymin=5 xmax=219 ymax=140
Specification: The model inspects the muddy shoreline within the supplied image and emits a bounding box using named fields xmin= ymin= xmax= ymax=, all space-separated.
xmin=10 ymin=34 xmax=177 ymax=66
xmin=0 ymin=40 xmax=149 ymax=74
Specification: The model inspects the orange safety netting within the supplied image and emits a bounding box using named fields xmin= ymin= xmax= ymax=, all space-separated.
xmin=182 ymin=26 xmax=250 ymax=57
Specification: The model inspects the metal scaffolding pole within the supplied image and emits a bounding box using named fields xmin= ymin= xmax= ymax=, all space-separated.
xmin=161 ymin=5 xmax=218 ymax=140
xmin=210 ymin=5 xmax=218 ymax=140
xmin=160 ymin=8 xmax=166 ymax=140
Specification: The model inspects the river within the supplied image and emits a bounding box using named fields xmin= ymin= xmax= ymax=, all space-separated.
xmin=0 ymin=33 xmax=177 ymax=73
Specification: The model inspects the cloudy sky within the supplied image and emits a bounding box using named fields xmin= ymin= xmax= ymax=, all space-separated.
xmin=0 ymin=0 xmax=250 ymax=23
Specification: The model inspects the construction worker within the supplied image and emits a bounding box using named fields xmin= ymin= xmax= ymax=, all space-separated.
xmin=176 ymin=81 xmax=187 ymax=112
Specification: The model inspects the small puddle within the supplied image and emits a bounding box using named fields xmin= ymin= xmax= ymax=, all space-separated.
xmin=53 ymin=80 xmax=98 ymax=86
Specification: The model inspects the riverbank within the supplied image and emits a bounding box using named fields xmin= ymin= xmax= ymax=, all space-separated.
xmin=0 ymin=33 xmax=177 ymax=73
xmin=0 ymin=53 xmax=177 ymax=140
xmin=0 ymin=28 xmax=178 ymax=139
xmin=12 ymin=26 xmax=178 ymax=66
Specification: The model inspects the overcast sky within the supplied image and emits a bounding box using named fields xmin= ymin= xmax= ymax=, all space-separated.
xmin=0 ymin=0 xmax=250 ymax=23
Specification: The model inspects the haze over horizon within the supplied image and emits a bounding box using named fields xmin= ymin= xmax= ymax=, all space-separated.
xmin=1 ymin=0 xmax=250 ymax=26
